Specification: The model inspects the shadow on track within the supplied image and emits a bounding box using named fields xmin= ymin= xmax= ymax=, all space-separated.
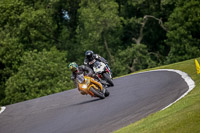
xmin=71 ymin=98 xmax=102 ymax=106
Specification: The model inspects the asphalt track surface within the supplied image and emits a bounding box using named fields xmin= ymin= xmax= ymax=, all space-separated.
xmin=0 ymin=70 xmax=189 ymax=133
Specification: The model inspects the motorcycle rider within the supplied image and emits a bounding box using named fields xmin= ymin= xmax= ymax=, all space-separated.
xmin=68 ymin=62 xmax=99 ymax=95
xmin=84 ymin=50 xmax=112 ymax=74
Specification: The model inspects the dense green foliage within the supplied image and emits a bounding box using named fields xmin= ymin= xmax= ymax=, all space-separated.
xmin=1 ymin=48 xmax=73 ymax=105
xmin=0 ymin=0 xmax=199 ymax=105
xmin=165 ymin=0 xmax=200 ymax=63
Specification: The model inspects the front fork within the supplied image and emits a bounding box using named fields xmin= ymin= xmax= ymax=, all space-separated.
xmin=105 ymin=64 xmax=112 ymax=79
xmin=105 ymin=64 xmax=111 ymax=73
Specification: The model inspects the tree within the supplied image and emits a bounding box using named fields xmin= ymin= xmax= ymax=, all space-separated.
xmin=76 ymin=0 xmax=121 ymax=63
xmin=115 ymin=0 xmax=170 ymax=66
xmin=0 ymin=0 xmax=26 ymax=102
xmin=0 ymin=0 xmax=70 ymax=102
xmin=1 ymin=48 xmax=73 ymax=105
xmin=113 ymin=44 xmax=156 ymax=76
xmin=165 ymin=0 xmax=200 ymax=63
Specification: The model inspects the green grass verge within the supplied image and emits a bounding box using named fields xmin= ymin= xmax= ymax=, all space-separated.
xmin=114 ymin=58 xmax=200 ymax=133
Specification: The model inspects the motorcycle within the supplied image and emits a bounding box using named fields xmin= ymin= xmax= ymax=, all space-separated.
xmin=91 ymin=60 xmax=114 ymax=87
xmin=77 ymin=74 xmax=110 ymax=99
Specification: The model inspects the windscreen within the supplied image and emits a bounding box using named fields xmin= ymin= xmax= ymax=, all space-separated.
xmin=76 ymin=74 xmax=85 ymax=84
xmin=94 ymin=61 xmax=101 ymax=68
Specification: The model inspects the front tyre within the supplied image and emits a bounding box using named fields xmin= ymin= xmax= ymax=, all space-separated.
xmin=90 ymin=87 xmax=105 ymax=99
xmin=104 ymin=89 xmax=110 ymax=97
xmin=103 ymin=73 xmax=114 ymax=86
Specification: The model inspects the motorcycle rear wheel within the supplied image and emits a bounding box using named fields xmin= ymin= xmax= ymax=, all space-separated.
xmin=90 ymin=87 xmax=105 ymax=99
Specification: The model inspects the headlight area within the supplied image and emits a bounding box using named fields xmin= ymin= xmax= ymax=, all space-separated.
xmin=82 ymin=84 xmax=88 ymax=89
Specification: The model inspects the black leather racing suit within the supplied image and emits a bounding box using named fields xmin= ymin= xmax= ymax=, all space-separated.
xmin=84 ymin=54 xmax=111 ymax=74
xmin=84 ymin=54 xmax=108 ymax=68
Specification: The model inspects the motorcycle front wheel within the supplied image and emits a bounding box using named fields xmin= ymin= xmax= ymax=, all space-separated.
xmin=104 ymin=89 xmax=110 ymax=97
xmin=90 ymin=87 xmax=105 ymax=99
xmin=103 ymin=73 xmax=114 ymax=86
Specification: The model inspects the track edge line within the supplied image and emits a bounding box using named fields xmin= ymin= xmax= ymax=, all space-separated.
xmin=154 ymin=69 xmax=195 ymax=110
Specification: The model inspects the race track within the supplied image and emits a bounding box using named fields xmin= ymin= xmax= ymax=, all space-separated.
xmin=0 ymin=70 xmax=193 ymax=133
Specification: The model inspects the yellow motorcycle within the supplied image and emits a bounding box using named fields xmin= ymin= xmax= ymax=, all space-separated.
xmin=77 ymin=74 xmax=110 ymax=99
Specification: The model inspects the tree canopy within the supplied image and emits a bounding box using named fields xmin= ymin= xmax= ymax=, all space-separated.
xmin=2 ymin=48 xmax=72 ymax=105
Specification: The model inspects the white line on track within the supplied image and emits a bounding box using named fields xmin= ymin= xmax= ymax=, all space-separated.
xmin=156 ymin=69 xmax=195 ymax=110
xmin=0 ymin=106 xmax=6 ymax=114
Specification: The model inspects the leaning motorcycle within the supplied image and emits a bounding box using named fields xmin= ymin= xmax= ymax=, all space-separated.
xmin=90 ymin=60 xmax=114 ymax=87
xmin=77 ymin=74 xmax=110 ymax=99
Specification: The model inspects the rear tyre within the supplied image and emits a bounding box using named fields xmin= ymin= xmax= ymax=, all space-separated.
xmin=103 ymin=73 xmax=114 ymax=86
xmin=90 ymin=87 xmax=105 ymax=99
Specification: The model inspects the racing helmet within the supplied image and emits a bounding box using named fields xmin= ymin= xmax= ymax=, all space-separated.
xmin=69 ymin=62 xmax=78 ymax=72
xmin=85 ymin=50 xmax=94 ymax=61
